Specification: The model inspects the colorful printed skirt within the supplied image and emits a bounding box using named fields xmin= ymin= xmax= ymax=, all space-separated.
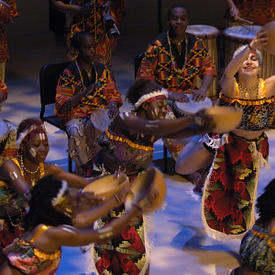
xmin=202 ymin=132 xmax=269 ymax=239
xmin=93 ymin=204 xmax=149 ymax=275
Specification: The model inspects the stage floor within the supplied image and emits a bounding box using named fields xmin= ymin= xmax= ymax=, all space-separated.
xmin=2 ymin=5 xmax=275 ymax=274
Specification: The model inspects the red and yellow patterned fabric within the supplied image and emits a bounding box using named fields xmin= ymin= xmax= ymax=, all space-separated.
xmin=70 ymin=0 xmax=126 ymax=65
xmin=55 ymin=61 xmax=122 ymax=124
xmin=202 ymin=132 xmax=269 ymax=238
xmin=3 ymin=225 xmax=61 ymax=274
xmin=233 ymin=0 xmax=275 ymax=25
xmin=136 ymin=32 xmax=216 ymax=93
xmin=0 ymin=0 xmax=18 ymax=63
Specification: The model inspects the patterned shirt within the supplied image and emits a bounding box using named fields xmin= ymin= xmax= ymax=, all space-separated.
xmin=55 ymin=61 xmax=122 ymax=124
xmin=136 ymin=32 xmax=216 ymax=93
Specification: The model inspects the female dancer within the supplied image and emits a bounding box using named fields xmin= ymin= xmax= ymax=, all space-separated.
xmin=201 ymin=29 xmax=275 ymax=239
xmin=0 ymin=174 xmax=152 ymax=274
xmin=93 ymin=79 xmax=216 ymax=275
xmin=231 ymin=178 xmax=275 ymax=274
xmin=0 ymin=118 xmax=90 ymax=265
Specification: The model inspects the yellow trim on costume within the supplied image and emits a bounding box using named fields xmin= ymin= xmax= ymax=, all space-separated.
xmin=11 ymin=158 xmax=24 ymax=176
xmin=105 ymin=129 xmax=154 ymax=152
xmin=250 ymin=229 xmax=275 ymax=252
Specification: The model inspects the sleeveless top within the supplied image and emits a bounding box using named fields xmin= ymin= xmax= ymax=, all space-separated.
xmin=3 ymin=225 xmax=61 ymax=274
xmin=219 ymin=79 xmax=275 ymax=131
xmin=0 ymin=158 xmax=45 ymax=216
xmin=239 ymin=224 xmax=275 ymax=274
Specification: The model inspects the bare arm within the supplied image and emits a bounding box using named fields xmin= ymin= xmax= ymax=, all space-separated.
xmin=0 ymin=160 xmax=31 ymax=201
xmin=45 ymin=163 xmax=89 ymax=189
xmin=51 ymin=0 xmax=82 ymax=13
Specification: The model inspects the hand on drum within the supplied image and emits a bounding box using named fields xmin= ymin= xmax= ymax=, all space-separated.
xmin=193 ymin=108 xmax=216 ymax=132
xmin=191 ymin=88 xmax=207 ymax=102
xmin=169 ymin=92 xmax=190 ymax=103
xmin=76 ymin=191 xmax=104 ymax=212
xmin=249 ymin=29 xmax=268 ymax=51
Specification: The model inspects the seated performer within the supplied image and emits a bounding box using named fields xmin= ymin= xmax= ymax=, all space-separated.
xmin=0 ymin=174 xmax=154 ymax=274
xmin=136 ymin=3 xmax=216 ymax=159
xmin=231 ymin=179 xmax=275 ymax=274
xmin=55 ymin=31 xmax=122 ymax=176
xmin=0 ymin=118 xmax=90 ymax=265
xmin=93 ymin=79 xmax=216 ymax=275
xmin=226 ymin=0 xmax=275 ymax=25
xmin=51 ymin=0 xmax=126 ymax=65
xmin=199 ymin=29 xmax=275 ymax=239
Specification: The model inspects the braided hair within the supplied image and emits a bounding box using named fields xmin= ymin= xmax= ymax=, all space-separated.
xmin=126 ymin=80 xmax=162 ymax=106
xmin=17 ymin=118 xmax=44 ymax=140
xmin=24 ymin=175 xmax=72 ymax=231
xmin=256 ymin=179 xmax=275 ymax=227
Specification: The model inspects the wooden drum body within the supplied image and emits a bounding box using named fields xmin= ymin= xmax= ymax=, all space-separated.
xmin=186 ymin=24 xmax=220 ymax=98
xmin=223 ymin=25 xmax=275 ymax=78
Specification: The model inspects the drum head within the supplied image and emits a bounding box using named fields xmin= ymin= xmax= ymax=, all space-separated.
xmin=206 ymin=106 xmax=243 ymax=133
xmin=82 ymin=173 xmax=128 ymax=199
xmin=186 ymin=25 xmax=220 ymax=38
xmin=224 ymin=25 xmax=261 ymax=41
xmin=0 ymin=119 xmax=8 ymax=143
xmin=263 ymin=21 xmax=275 ymax=55
xmin=125 ymin=167 xmax=166 ymax=214
xmin=175 ymin=96 xmax=212 ymax=114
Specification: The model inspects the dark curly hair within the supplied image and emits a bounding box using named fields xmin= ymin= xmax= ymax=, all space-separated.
xmin=126 ymin=79 xmax=162 ymax=106
xmin=24 ymin=175 xmax=72 ymax=231
xmin=70 ymin=31 xmax=94 ymax=50
xmin=168 ymin=3 xmax=190 ymax=20
xmin=256 ymin=179 xmax=275 ymax=227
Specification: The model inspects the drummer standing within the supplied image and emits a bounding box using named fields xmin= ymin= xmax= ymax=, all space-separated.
xmin=55 ymin=31 xmax=122 ymax=177
xmin=136 ymin=3 xmax=216 ymax=158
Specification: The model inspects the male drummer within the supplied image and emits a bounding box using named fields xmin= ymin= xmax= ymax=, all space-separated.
xmin=55 ymin=32 xmax=122 ymax=176
xmin=136 ymin=3 xmax=216 ymax=160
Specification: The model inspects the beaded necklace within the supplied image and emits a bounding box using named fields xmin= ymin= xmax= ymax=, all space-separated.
xmin=238 ymin=78 xmax=260 ymax=99
xmin=167 ymin=31 xmax=188 ymax=74
xmin=75 ymin=60 xmax=96 ymax=89
xmin=20 ymin=156 xmax=40 ymax=187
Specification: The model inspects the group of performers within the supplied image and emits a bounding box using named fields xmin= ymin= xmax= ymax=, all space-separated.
xmin=0 ymin=0 xmax=274 ymax=274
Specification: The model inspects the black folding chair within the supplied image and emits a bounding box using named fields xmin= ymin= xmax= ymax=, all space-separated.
xmin=39 ymin=61 xmax=73 ymax=172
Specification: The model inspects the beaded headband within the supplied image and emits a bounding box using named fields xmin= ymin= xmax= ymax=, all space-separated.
xmin=16 ymin=124 xmax=47 ymax=148
xmin=134 ymin=89 xmax=168 ymax=109
xmin=52 ymin=180 xmax=68 ymax=207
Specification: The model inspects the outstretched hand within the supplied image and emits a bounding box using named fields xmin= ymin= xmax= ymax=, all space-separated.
xmin=169 ymin=92 xmax=190 ymax=103
xmin=191 ymin=89 xmax=207 ymax=102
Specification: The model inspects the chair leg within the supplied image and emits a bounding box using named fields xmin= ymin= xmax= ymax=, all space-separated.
xmin=163 ymin=144 xmax=168 ymax=173
xmin=68 ymin=154 xmax=73 ymax=173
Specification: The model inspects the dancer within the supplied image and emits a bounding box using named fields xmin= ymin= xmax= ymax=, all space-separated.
xmin=0 ymin=174 xmax=153 ymax=274
xmin=55 ymin=31 xmax=122 ymax=176
xmin=231 ymin=179 xmax=275 ymax=274
xmin=201 ymin=29 xmax=275 ymax=239
xmin=51 ymin=0 xmax=126 ymax=65
xmin=0 ymin=118 xmax=90 ymax=265
xmin=92 ymin=79 xmax=216 ymax=275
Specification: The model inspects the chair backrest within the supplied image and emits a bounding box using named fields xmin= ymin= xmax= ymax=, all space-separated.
xmin=134 ymin=52 xmax=145 ymax=77
xmin=39 ymin=61 xmax=71 ymax=118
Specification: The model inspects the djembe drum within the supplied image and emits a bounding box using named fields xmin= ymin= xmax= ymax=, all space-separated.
xmin=186 ymin=25 xmax=220 ymax=98
xmin=223 ymin=25 xmax=275 ymax=78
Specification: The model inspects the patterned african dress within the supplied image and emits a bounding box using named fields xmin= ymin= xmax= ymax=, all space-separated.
xmin=0 ymin=0 xmax=18 ymax=64
xmin=228 ymin=0 xmax=275 ymax=25
xmin=236 ymin=224 xmax=275 ymax=274
xmin=136 ymin=32 xmax=216 ymax=94
xmin=69 ymin=0 xmax=126 ymax=65
xmin=93 ymin=113 xmax=155 ymax=274
xmin=55 ymin=61 xmax=122 ymax=168
xmin=3 ymin=225 xmax=61 ymax=274
xmin=0 ymin=158 xmax=45 ymax=265
xmin=202 ymin=79 xmax=275 ymax=239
